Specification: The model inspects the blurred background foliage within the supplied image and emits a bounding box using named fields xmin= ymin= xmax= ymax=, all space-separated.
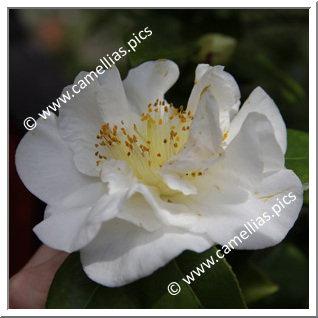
xmin=10 ymin=9 xmax=309 ymax=309
xmin=17 ymin=9 xmax=309 ymax=132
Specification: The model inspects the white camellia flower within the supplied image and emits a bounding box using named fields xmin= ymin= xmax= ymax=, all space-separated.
xmin=16 ymin=60 xmax=303 ymax=287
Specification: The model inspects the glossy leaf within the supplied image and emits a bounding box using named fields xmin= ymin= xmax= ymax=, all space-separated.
xmin=235 ymin=260 xmax=278 ymax=305
xmin=285 ymin=129 xmax=309 ymax=204
xmin=175 ymin=247 xmax=247 ymax=309
xmin=46 ymin=246 xmax=246 ymax=309
xmin=252 ymin=243 xmax=309 ymax=308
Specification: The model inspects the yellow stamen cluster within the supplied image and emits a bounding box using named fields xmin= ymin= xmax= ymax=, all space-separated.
xmin=95 ymin=99 xmax=202 ymax=188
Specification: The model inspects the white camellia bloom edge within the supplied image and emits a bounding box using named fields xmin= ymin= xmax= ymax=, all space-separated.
xmin=16 ymin=60 xmax=303 ymax=287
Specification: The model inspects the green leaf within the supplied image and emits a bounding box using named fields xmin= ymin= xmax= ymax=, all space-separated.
xmin=46 ymin=246 xmax=246 ymax=309
xmin=235 ymin=260 xmax=278 ymax=305
xmin=252 ymin=243 xmax=309 ymax=308
xmin=256 ymin=54 xmax=306 ymax=101
xmin=285 ymin=129 xmax=309 ymax=204
xmin=175 ymin=247 xmax=247 ymax=309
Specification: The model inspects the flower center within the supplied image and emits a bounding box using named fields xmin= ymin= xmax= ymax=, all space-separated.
xmin=95 ymin=99 xmax=194 ymax=188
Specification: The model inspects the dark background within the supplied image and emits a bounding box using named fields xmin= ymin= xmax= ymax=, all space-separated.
xmin=9 ymin=9 xmax=309 ymax=308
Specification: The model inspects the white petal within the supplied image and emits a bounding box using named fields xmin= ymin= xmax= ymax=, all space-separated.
xmin=123 ymin=60 xmax=179 ymax=114
xmin=128 ymin=184 xmax=198 ymax=228
xmin=160 ymin=172 xmax=197 ymax=195
xmin=58 ymin=72 xmax=105 ymax=177
xmin=71 ymin=140 xmax=100 ymax=177
xmin=87 ymin=190 xmax=128 ymax=225
xmin=34 ymin=182 xmax=107 ymax=252
xmin=93 ymin=183 xmax=197 ymax=231
xmin=96 ymin=66 xmax=139 ymax=124
xmin=84 ymin=182 xmax=196 ymax=234
xmin=172 ymin=171 xmax=249 ymax=210
xmin=219 ymin=112 xmax=284 ymax=188
xmin=87 ymin=183 xmax=170 ymax=233
xmin=59 ymin=71 xmax=103 ymax=142
xmin=159 ymin=88 xmax=224 ymax=195
xmin=162 ymin=87 xmax=223 ymax=176
xmin=34 ymin=205 xmax=101 ymax=253
xmin=187 ymin=85 xmax=224 ymax=151
xmin=44 ymin=182 xmax=107 ymax=217
xmin=251 ymin=113 xmax=284 ymax=173
xmin=189 ymin=169 xmax=303 ymax=249
xmin=15 ymin=115 xmax=93 ymax=205
xmin=38 ymin=184 xmax=129 ymax=252
xmin=187 ymin=65 xmax=241 ymax=133
xmin=227 ymin=87 xmax=287 ymax=153
xmin=100 ymin=159 xmax=137 ymax=195
xmin=80 ymin=219 xmax=212 ymax=287
xmin=194 ymin=64 xmax=212 ymax=82
xmin=117 ymin=189 xmax=163 ymax=232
